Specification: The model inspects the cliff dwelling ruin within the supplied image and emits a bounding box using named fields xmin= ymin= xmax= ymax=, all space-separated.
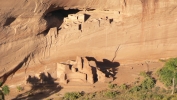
xmin=24 ymin=56 xmax=115 ymax=86
xmin=57 ymin=57 xmax=113 ymax=84
xmin=0 ymin=0 xmax=177 ymax=99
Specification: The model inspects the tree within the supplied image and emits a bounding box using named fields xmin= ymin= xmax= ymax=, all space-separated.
xmin=0 ymin=82 xmax=10 ymax=100
xmin=2 ymin=85 xmax=10 ymax=95
xmin=157 ymin=58 xmax=177 ymax=94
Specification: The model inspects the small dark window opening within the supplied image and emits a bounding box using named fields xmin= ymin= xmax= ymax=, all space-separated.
xmin=109 ymin=19 xmax=113 ymax=24
xmin=75 ymin=68 xmax=78 ymax=72
xmin=79 ymin=24 xmax=82 ymax=30
xmin=69 ymin=65 xmax=72 ymax=70
xmin=119 ymin=11 xmax=121 ymax=14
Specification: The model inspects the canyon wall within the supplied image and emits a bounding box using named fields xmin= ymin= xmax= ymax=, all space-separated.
xmin=0 ymin=0 xmax=177 ymax=82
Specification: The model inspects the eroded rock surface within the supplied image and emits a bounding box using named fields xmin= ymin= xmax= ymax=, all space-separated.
xmin=0 ymin=0 xmax=177 ymax=84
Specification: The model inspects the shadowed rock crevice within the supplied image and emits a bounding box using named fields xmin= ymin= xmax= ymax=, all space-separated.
xmin=3 ymin=17 xmax=16 ymax=26
xmin=112 ymin=45 xmax=120 ymax=62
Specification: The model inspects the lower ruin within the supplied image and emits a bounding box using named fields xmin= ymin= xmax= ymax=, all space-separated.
xmin=24 ymin=56 xmax=114 ymax=85
xmin=57 ymin=56 xmax=113 ymax=84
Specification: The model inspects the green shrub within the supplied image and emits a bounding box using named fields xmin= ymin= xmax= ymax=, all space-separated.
xmin=129 ymin=74 xmax=155 ymax=93
xmin=16 ymin=86 xmax=24 ymax=92
xmin=129 ymin=86 xmax=141 ymax=93
xmin=64 ymin=92 xmax=81 ymax=100
xmin=88 ymin=93 xmax=95 ymax=99
xmin=2 ymin=85 xmax=10 ymax=95
xmin=162 ymin=95 xmax=176 ymax=100
xmin=157 ymin=58 xmax=177 ymax=87
xmin=171 ymin=95 xmax=177 ymax=100
xmin=152 ymin=94 xmax=164 ymax=100
xmin=139 ymin=71 xmax=155 ymax=90
xmin=140 ymin=77 xmax=155 ymax=90
xmin=161 ymin=88 xmax=167 ymax=94
xmin=108 ymin=83 xmax=117 ymax=89
xmin=139 ymin=93 xmax=147 ymax=100
xmin=140 ymin=71 xmax=149 ymax=77
xmin=104 ymin=90 xmax=117 ymax=98
xmin=166 ymin=90 xmax=172 ymax=94
xmin=120 ymin=84 xmax=127 ymax=90
xmin=81 ymin=93 xmax=95 ymax=100
xmin=154 ymin=87 xmax=160 ymax=93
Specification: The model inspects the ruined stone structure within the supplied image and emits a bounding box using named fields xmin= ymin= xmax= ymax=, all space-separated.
xmin=1 ymin=0 xmax=177 ymax=89
xmin=62 ymin=14 xmax=85 ymax=31
xmin=57 ymin=56 xmax=113 ymax=84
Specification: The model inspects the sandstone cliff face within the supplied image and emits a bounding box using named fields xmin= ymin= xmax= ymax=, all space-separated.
xmin=0 ymin=0 xmax=177 ymax=82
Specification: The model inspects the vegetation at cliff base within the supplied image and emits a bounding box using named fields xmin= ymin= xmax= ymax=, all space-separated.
xmin=0 ymin=82 xmax=10 ymax=100
xmin=63 ymin=92 xmax=82 ymax=100
xmin=1 ymin=85 xmax=10 ymax=95
xmin=157 ymin=58 xmax=177 ymax=86
xmin=157 ymin=57 xmax=177 ymax=94
xmin=62 ymin=66 xmax=177 ymax=100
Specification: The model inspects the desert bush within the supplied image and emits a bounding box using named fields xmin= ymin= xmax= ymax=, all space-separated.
xmin=129 ymin=73 xmax=155 ymax=94
xmin=162 ymin=95 xmax=177 ymax=100
xmin=129 ymin=86 xmax=141 ymax=93
xmin=88 ymin=93 xmax=95 ymax=99
xmin=152 ymin=93 xmax=164 ymax=100
xmin=139 ymin=93 xmax=147 ymax=100
xmin=120 ymin=84 xmax=127 ymax=90
xmin=140 ymin=71 xmax=149 ymax=77
xmin=63 ymin=92 xmax=82 ymax=100
xmin=0 ymin=82 xmax=10 ymax=99
xmin=80 ymin=93 xmax=95 ymax=100
xmin=166 ymin=90 xmax=173 ymax=94
xmin=1 ymin=85 xmax=10 ymax=95
xmin=108 ymin=83 xmax=117 ymax=89
xmin=171 ymin=95 xmax=177 ymax=100
xmin=140 ymin=76 xmax=155 ymax=90
xmin=83 ymin=97 xmax=89 ymax=100
xmin=139 ymin=71 xmax=155 ymax=90
xmin=161 ymin=88 xmax=167 ymax=94
xmin=154 ymin=86 xmax=160 ymax=93
xmin=16 ymin=86 xmax=24 ymax=92
xmin=104 ymin=90 xmax=117 ymax=98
